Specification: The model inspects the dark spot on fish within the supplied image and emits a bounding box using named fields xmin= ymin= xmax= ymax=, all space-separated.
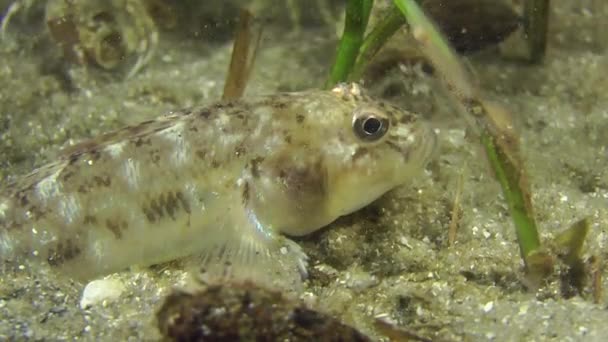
xmin=250 ymin=157 xmax=264 ymax=178
xmin=284 ymin=134 xmax=292 ymax=144
xmin=47 ymin=239 xmax=81 ymax=267
xmin=127 ymin=120 xmax=156 ymax=136
xmin=234 ymin=145 xmax=246 ymax=157
xmin=211 ymin=160 xmax=220 ymax=168
xmin=152 ymin=126 xmax=170 ymax=134
xmin=139 ymin=119 xmax=158 ymax=126
xmin=278 ymin=158 xmax=327 ymax=197
xmin=68 ymin=153 xmax=81 ymax=165
xmin=134 ymin=137 xmax=152 ymax=147
xmin=68 ymin=151 xmax=84 ymax=165
xmin=165 ymin=201 xmax=176 ymax=220
xmin=217 ymin=244 xmax=227 ymax=261
xmin=214 ymin=101 xmax=236 ymax=111
xmin=5 ymin=201 xmax=45 ymax=226
xmin=5 ymin=221 xmax=23 ymax=232
xmin=83 ymin=215 xmax=97 ymax=225
xmin=234 ymin=112 xmax=245 ymax=120
xmin=105 ymin=218 xmax=127 ymax=239
xmin=17 ymin=191 xmax=29 ymax=206
xmin=274 ymin=101 xmax=288 ymax=109
xmin=150 ymin=198 xmax=164 ymax=219
xmin=399 ymin=114 xmax=414 ymax=124
xmin=89 ymin=149 xmax=102 ymax=161
xmin=99 ymin=131 xmax=121 ymax=144
xmin=77 ymin=184 xmax=89 ymax=194
xmin=195 ymin=150 xmax=206 ymax=160
xmin=151 ymin=150 xmax=161 ymax=164
xmin=145 ymin=192 xmax=183 ymax=222
xmin=261 ymin=96 xmax=288 ymax=109
xmin=63 ymin=141 xmax=100 ymax=162
xmin=385 ymin=140 xmax=402 ymax=154
xmin=242 ymin=182 xmax=250 ymax=205
xmin=93 ymin=175 xmax=112 ymax=187
xmin=61 ymin=170 xmax=75 ymax=182
xmin=401 ymin=146 xmax=411 ymax=162
xmin=176 ymin=191 xmax=191 ymax=214
xmin=143 ymin=207 xmax=156 ymax=223
xmin=27 ymin=205 xmax=47 ymax=221
xmin=198 ymin=108 xmax=212 ymax=118
xmin=296 ymin=114 xmax=305 ymax=123
xmin=164 ymin=192 xmax=179 ymax=220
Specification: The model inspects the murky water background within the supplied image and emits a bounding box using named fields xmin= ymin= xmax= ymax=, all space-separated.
xmin=1 ymin=1 xmax=608 ymax=340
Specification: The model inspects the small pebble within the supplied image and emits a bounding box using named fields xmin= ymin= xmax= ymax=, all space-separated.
xmin=80 ymin=278 xmax=125 ymax=309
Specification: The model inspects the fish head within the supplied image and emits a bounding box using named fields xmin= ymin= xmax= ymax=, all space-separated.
xmin=319 ymin=83 xmax=437 ymax=225
xmin=248 ymin=83 xmax=437 ymax=237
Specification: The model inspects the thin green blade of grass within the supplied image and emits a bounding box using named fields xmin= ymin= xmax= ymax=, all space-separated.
xmin=480 ymin=130 xmax=541 ymax=260
xmin=524 ymin=0 xmax=550 ymax=62
xmin=324 ymin=0 xmax=374 ymax=89
xmin=392 ymin=0 xmax=547 ymax=276
xmin=349 ymin=10 xmax=406 ymax=81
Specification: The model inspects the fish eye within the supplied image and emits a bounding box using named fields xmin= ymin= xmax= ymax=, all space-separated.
xmin=353 ymin=109 xmax=389 ymax=142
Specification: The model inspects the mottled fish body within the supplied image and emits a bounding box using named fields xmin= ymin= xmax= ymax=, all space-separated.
xmin=0 ymin=84 xmax=436 ymax=286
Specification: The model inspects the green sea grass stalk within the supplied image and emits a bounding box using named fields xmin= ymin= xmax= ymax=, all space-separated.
xmin=325 ymin=0 xmax=374 ymax=88
xmin=350 ymin=10 xmax=406 ymax=81
xmin=524 ymin=0 xmax=550 ymax=62
xmin=392 ymin=0 xmax=548 ymax=278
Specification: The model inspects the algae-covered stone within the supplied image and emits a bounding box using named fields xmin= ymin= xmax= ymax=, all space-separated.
xmin=156 ymin=282 xmax=371 ymax=341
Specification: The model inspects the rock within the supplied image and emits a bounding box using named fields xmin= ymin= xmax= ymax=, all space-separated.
xmin=422 ymin=0 xmax=521 ymax=54
xmin=80 ymin=278 xmax=125 ymax=309
xmin=157 ymin=282 xmax=371 ymax=341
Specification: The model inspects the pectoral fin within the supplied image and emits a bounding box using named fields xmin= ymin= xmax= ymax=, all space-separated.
xmin=190 ymin=194 xmax=308 ymax=292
